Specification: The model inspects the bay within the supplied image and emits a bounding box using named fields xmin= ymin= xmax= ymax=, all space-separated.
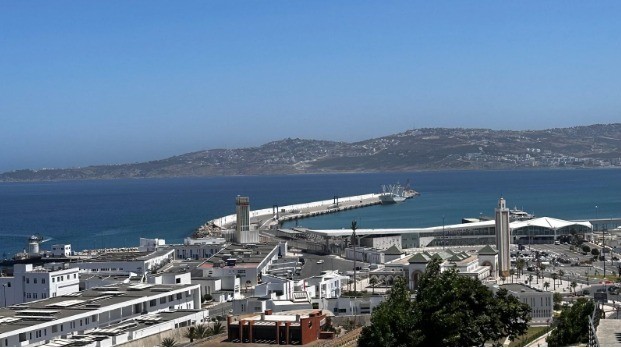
xmin=1 ymin=169 xmax=620 ymax=257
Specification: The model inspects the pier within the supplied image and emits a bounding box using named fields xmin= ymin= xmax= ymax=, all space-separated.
xmin=199 ymin=193 xmax=382 ymax=232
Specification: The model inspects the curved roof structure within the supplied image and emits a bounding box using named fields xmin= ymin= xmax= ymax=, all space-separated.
xmin=510 ymin=217 xmax=592 ymax=230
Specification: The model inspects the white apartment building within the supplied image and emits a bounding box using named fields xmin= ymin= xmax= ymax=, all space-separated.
xmin=0 ymin=264 xmax=79 ymax=307
xmin=174 ymin=237 xmax=226 ymax=260
xmin=50 ymin=245 xmax=72 ymax=257
xmin=497 ymin=283 xmax=553 ymax=324
xmin=77 ymin=248 xmax=174 ymax=275
xmin=0 ymin=283 xmax=202 ymax=347
xmin=305 ymin=271 xmax=346 ymax=300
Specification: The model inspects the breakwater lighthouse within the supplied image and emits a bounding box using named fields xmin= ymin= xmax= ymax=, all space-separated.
xmin=495 ymin=197 xmax=511 ymax=277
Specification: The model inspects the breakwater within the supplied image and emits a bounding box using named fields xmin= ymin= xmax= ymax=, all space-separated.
xmin=199 ymin=193 xmax=382 ymax=232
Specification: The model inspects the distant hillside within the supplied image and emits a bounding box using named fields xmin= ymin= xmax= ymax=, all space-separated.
xmin=2 ymin=124 xmax=621 ymax=181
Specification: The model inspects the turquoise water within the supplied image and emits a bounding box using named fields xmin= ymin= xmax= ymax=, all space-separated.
xmin=1 ymin=169 xmax=620 ymax=256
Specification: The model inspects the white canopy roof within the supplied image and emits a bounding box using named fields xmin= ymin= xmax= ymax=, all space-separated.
xmin=510 ymin=217 xmax=592 ymax=230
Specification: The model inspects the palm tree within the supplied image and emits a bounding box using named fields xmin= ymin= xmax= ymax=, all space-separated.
xmin=369 ymin=276 xmax=378 ymax=294
xmin=536 ymin=269 xmax=540 ymax=284
xmin=161 ymin=337 xmax=176 ymax=347
xmin=210 ymin=321 xmax=225 ymax=335
xmin=195 ymin=324 xmax=209 ymax=339
xmin=543 ymin=281 xmax=550 ymax=291
xmin=551 ymin=273 xmax=558 ymax=290
xmin=185 ymin=326 xmax=198 ymax=343
xmin=516 ymin=258 xmax=526 ymax=277
xmin=570 ymin=281 xmax=578 ymax=295
xmin=528 ymin=274 xmax=534 ymax=285
xmin=510 ymin=269 xmax=515 ymax=283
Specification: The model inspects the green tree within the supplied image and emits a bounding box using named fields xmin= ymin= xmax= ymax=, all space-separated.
xmin=543 ymin=281 xmax=550 ymax=291
xmin=516 ymin=258 xmax=526 ymax=277
xmin=194 ymin=324 xmax=209 ymax=339
xmin=592 ymin=248 xmax=600 ymax=256
xmin=210 ymin=321 xmax=225 ymax=335
xmin=161 ymin=337 xmax=176 ymax=347
xmin=547 ymin=298 xmax=598 ymax=346
xmin=582 ymin=245 xmax=591 ymax=253
xmin=358 ymin=259 xmax=531 ymax=347
xmin=358 ymin=276 xmax=419 ymax=346
xmin=570 ymin=281 xmax=578 ymax=295
xmin=369 ymin=276 xmax=378 ymax=295
xmin=184 ymin=326 xmax=198 ymax=343
xmin=553 ymin=292 xmax=563 ymax=311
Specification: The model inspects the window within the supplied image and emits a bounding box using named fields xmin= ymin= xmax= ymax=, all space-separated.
xmin=6 ymin=282 xmax=10 ymax=287
xmin=74 ymin=274 xmax=77 ymax=279
xmin=150 ymin=299 xmax=157 ymax=307
xmin=42 ymin=278 xmax=45 ymax=284
xmin=33 ymin=293 xmax=37 ymax=299
xmin=91 ymin=315 xmax=97 ymax=322
xmin=160 ymin=297 xmax=166 ymax=304
xmin=168 ymin=295 xmax=173 ymax=302
xmin=52 ymin=278 xmax=55 ymax=283
xmin=176 ymin=293 xmax=182 ymax=300
xmin=34 ymin=278 xmax=37 ymax=284
xmin=26 ymin=278 xmax=29 ymax=284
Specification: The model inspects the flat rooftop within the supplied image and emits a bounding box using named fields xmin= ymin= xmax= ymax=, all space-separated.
xmin=200 ymin=242 xmax=280 ymax=268
xmin=0 ymin=283 xmax=197 ymax=335
xmin=501 ymin=283 xmax=543 ymax=293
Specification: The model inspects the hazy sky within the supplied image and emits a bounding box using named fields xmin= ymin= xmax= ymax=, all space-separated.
xmin=1 ymin=1 xmax=620 ymax=172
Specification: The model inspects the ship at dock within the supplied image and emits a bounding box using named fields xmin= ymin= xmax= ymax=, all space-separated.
xmin=0 ymin=234 xmax=69 ymax=267
xmin=379 ymin=182 xmax=419 ymax=204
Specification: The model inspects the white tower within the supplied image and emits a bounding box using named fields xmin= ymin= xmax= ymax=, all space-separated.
xmin=495 ymin=197 xmax=511 ymax=277
xmin=234 ymin=196 xmax=258 ymax=244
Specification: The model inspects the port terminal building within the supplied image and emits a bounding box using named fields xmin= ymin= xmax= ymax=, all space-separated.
xmin=288 ymin=216 xmax=596 ymax=253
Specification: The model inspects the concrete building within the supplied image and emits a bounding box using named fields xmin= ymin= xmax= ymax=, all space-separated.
xmin=496 ymin=197 xmax=511 ymax=277
xmin=50 ymin=245 xmax=72 ymax=258
xmin=0 ymin=264 xmax=79 ymax=307
xmin=404 ymin=246 xmax=496 ymax=290
xmin=174 ymin=238 xmax=227 ymax=261
xmin=344 ymin=245 xmax=405 ymax=265
xmin=77 ymin=248 xmax=175 ymax=276
xmin=227 ymin=309 xmax=330 ymax=345
xmin=195 ymin=242 xmax=287 ymax=289
xmin=496 ymin=283 xmax=553 ymax=324
xmin=305 ymin=271 xmax=346 ymax=300
xmin=0 ymin=283 xmax=203 ymax=347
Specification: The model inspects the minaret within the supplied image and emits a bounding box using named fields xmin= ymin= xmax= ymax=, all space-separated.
xmin=495 ymin=197 xmax=510 ymax=277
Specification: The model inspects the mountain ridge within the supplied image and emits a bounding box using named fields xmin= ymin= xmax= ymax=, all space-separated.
xmin=2 ymin=123 xmax=621 ymax=182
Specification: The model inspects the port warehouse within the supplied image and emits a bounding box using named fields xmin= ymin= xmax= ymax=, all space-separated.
xmin=280 ymin=216 xmax=621 ymax=253
xmin=0 ymin=283 xmax=203 ymax=347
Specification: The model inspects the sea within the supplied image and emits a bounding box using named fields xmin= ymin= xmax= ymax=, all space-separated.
xmin=1 ymin=169 xmax=620 ymax=257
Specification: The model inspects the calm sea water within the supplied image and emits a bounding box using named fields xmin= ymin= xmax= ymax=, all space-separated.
xmin=1 ymin=169 xmax=620 ymax=257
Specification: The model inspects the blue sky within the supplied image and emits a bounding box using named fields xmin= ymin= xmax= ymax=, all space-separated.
xmin=1 ymin=1 xmax=620 ymax=172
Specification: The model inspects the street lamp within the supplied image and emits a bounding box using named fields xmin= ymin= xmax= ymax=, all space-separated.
xmin=2 ymin=284 xmax=6 ymax=308
xmin=351 ymin=220 xmax=358 ymax=295
xmin=442 ymin=216 xmax=446 ymax=250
